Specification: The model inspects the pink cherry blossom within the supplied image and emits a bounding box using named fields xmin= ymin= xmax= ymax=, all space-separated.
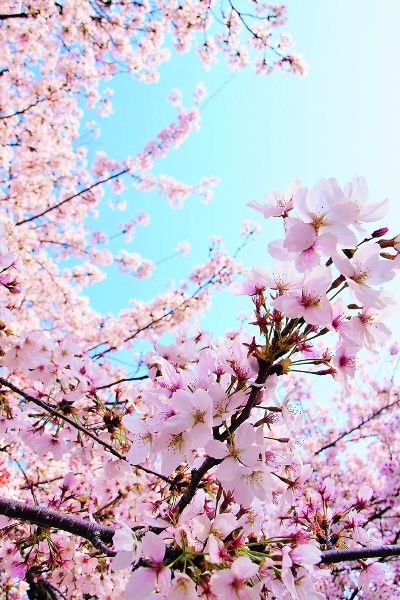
xmin=229 ymin=265 xmax=272 ymax=295
xmin=358 ymin=561 xmax=388 ymax=592
xmin=210 ymin=556 xmax=259 ymax=599
xmin=333 ymin=242 xmax=396 ymax=308
xmin=123 ymin=416 xmax=153 ymax=465
xmin=330 ymin=345 xmax=359 ymax=392
xmin=0 ymin=2 xmax=399 ymax=594
xmin=344 ymin=176 xmax=389 ymax=233
xmin=166 ymin=573 xmax=199 ymax=600
xmin=293 ymin=178 xmax=360 ymax=246
xmin=165 ymin=388 xmax=213 ymax=447
xmin=124 ymin=532 xmax=171 ymax=600
xmin=112 ymin=522 xmax=141 ymax=571
xmin=247 ymin=178 xmax=301 ymax=219
xmin=206 ymin=423 xmax=259 ymax=482
xmin=272 ymin=265 xmax=332 ymax=326
xmin=340 ymin=306 xmax=393 ymax=352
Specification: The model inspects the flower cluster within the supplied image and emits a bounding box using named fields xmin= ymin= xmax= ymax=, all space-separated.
xmin=1 ymin=1 xmax=399 ymax=597
xmin=238 ymin=176 xmax=398 ymax=391
xmin=110 ymin=176 xmax=400 ymax=598
xmin=0 ymin=177 xmax=399 ymax=598
xmin=0 ymin=221 xmax=21 ymax=348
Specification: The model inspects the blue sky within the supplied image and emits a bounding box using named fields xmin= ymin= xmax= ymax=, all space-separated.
xmin=82 ymin=0 xmax=400 ymax=348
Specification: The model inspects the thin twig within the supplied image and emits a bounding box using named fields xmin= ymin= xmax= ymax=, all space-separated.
xmin=315 ymin=395 xmax=400 ymax=455
xmin=0 ymin=377 xmax=173 ymax=484
xmin=15 ymin=168 xmax=129 ymax=225
xmin=96 ymin=375 xmax=148 ymax=390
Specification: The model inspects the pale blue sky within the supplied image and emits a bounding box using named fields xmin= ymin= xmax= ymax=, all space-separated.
xmin=83 ymin=1 xmax=400 ymax=347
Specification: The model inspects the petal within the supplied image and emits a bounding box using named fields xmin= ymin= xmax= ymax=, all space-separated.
xmin=215 ymin=457 xmax=242 ymax=482
xmin=126 ymin=438 xmax=152 ymax=465
xmin=231 ymin=555 xmax=259 ymax=579
xmin=112 ymin=550 xmax=135 ymax=571
xmin=142 ymin=531 xmax=165 ymax=563
xmin=205 ymin=439 xmax=229 ymax=459
xmin=113 ymin=522 xmax=135 ymax=552
xmin=125 ymin=568 xmax=156 ymax=600
xmin=235 ymin=422 xmax=255 ymax=450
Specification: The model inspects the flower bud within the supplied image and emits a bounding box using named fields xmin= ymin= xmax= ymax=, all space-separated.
xmin=371 ymin=227 xmax=389 ymax=238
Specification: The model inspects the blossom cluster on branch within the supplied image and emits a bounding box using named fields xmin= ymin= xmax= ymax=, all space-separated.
xmin=0 ymin=173 xmax=400 ymax=598
xmin=1 ymin=2 xmax=400 ymax=600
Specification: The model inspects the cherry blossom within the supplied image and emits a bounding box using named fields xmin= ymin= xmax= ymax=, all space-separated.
xmin=358 ymin=561 xmax=388 ymax=593
xmin=124 ymin=532 xmax=171 ymax=600
xmin=210 ymin=556 xmax=259 ymax=599
xmin=344 ymin=175 xmax=389 ymax=233
xmin=112 ymin=522 xmax=142 ymax=571
xmin=247 ymin=178 xmax=301 ymax=219
xmin=206 ymin=423 xmax=260 ymax=482
xmin=293 ymin=178 xmax=360 ymax=247
xmin=272 ymin=265 xmax=332 ymax=326
xmin=0 ymin=1 xmax=399 ymax=596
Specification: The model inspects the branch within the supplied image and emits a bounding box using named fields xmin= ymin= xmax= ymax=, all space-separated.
xmin=26 ymin=569 xmax=61 ymax=600
xmin=96 ymin=375 xmax=148 ymax=390
xmin=315 ymin=395 xmax=400 ymax=455
xmin=91 ymin=272 xmax=226 ymax=358
xmin=89 ymin=232 xmax=254 ymax=358
xmin=1 ymin=494 xmax=399 ymax=568
xmin=1 ymin=495 xmax=399 ymax=568
xmin=0 ymin=496 xmax=116 ymax=556
xmin=320 ymin=544 xmax=400 ymax=564
xmin=0 ymin=13 xmax=29 ymax=20
xmin=0 ymin=377 xmax=173 ymax=484
xmin=176 ymin=358 xmax=271 ymax=514
xmin=1 ymin=86 xmax=65 ymax=121
xmin=15 ymin=168 xmax=129 ymax=226
xmin=221 ymin=359 xmax=272 ymax=437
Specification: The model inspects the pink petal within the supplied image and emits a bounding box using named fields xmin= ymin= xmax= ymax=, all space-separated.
xmin=124 ymin=567 xmax=156 ymax=600
xmin=142 ymin=531 xmax=165 ymax=563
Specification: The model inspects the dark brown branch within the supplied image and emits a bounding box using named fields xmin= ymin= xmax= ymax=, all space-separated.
xmin=176 ymin=359 xmax=271 ymax=514
xmin=0 ymin=496 xmax=116 ymax=556
xmin=22 ymin=476 xmax=64 ymax=489
xmin=320 ymin=544 xmax=400 ymax=564
xmin=221 ymin=359 xmax=271 ymax=438
xmin=15 ymin=168 xmax=129 ymax=226
xmin=96 ymin=375 xmax=148 ymax=390
xmin=0 ymin=376 xmax=173 ymax=484
xmin=0 ymin=376 xmax=125 ymax=456
xmin=46 ymin=581 xmax=68 ymax=600
xmin=1 ymin=87 xmax=65 ymax=121
xmin=315 ymin=395 xmax=400 ymax=455
xmin=91 ymin=272 xmax=223 ymax=358
xmin=1 ymin=496 xmax=400 ymax=567
xmin=26 ymin=569 xmax=60 ymax=600
xmin=1 ymin=494 xmax=399 ymax=566
xmin=0 ymin=13 xmax=29 ymax=20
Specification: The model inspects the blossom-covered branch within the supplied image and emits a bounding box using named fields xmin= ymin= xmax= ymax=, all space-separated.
xmin=1 ymin=494 xmax=399 ymax=566
xmin=0 ymin=377 xmax=173 ymax=484
xmin=0 ymin=496 xmax=116 ymax=556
